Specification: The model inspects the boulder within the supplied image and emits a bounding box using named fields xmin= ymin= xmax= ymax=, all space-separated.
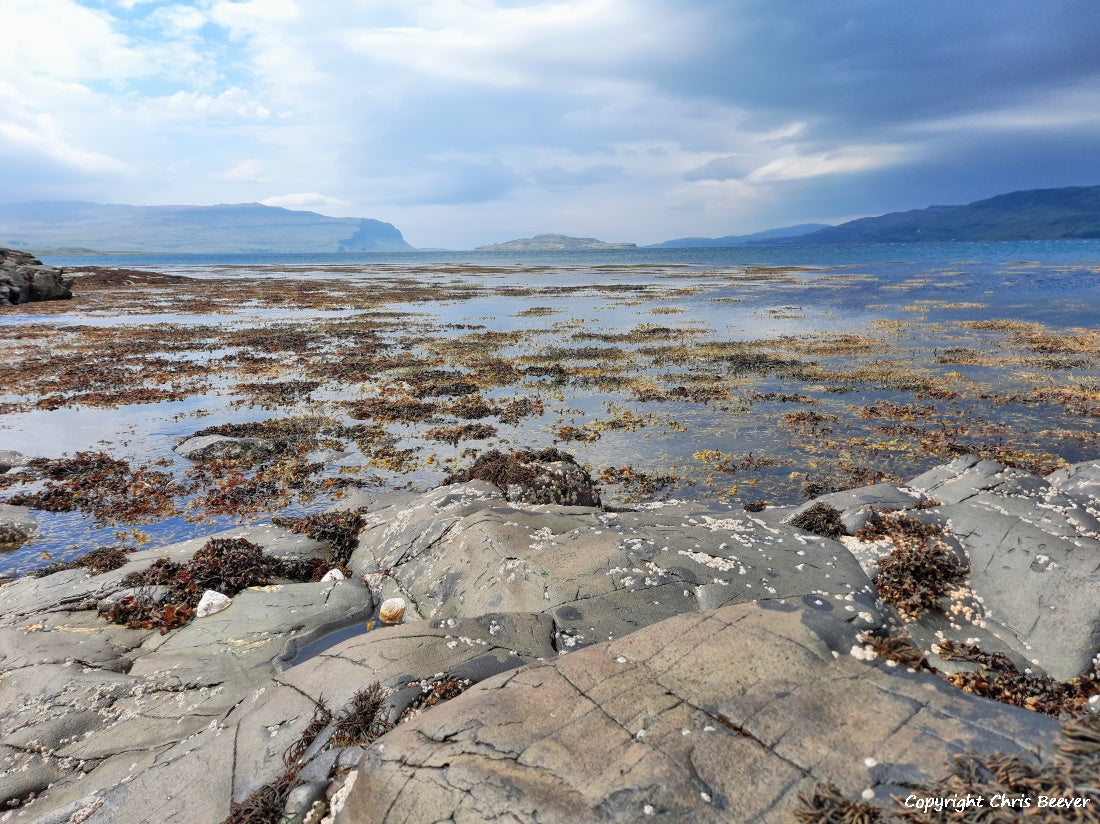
xmin=0 ymin=450 xmax=28 ymax=473
xmin=174 ymin=434 xmax=275 ymax=462
xmin=2 ymin=459 xmax=1097 ymax=823
xmin=0 ymin=503 xmax=37 ymax=544
xmin=0 ymin=249 xmax=73 ymax=305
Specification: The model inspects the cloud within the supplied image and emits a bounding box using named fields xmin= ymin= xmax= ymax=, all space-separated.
xmin=260 ymin=192 xmax=352 ymax=213
xmin=683 ymin=155 xmax=754 ymax=182
xmin=532 ymin=164 xmax=626 ymax=190
xmin=221 ymin=160 xmax=270 ymax=183
xmin=1 ymin=0 xmax=1098 ymax=246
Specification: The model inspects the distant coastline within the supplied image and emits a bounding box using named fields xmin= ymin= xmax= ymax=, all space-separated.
xmin=476 ymin=233 xmax=636 ymax=251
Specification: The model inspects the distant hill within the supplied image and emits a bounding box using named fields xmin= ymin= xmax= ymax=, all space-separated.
xmin=648 ymin=223 xmax=830 ymax=248
xmin=0 ymin=201 xmax=413 ymax=253
xmin=786 ymin=185 xmax=1100 ymax=244
xmin=476 ymin=233 xmax=636 ymax=251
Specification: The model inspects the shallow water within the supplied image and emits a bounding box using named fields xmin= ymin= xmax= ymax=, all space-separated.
xmin=2 ymin=248 xmax=1098 ymax=578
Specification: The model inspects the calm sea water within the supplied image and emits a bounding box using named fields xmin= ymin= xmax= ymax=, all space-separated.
xmin=37 ymin=239 xmax=1100 ymax=270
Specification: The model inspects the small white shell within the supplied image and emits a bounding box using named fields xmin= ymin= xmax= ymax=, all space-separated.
xmin=378 ymin=597 xmax=406 ymax=624
xmin=196 ymin=590 xmax=232 ymax=617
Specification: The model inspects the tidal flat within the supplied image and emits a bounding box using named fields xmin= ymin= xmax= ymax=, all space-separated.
xmin=1 ymin=258 xmax=1098 ymax=578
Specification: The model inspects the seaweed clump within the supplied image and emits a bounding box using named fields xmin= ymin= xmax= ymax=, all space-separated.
xmin=330 ymin=682 xmax=393 ymax=748
xmin=788 ymin=502 xmax=847 ymax=540
xmin=32 ymin=546 xmax=131 ymax=578
xmin=443 ymin=447 xmax=601 ymax=506
xmin=105 ymin=537 xmax=329 ymax=633
xmin=272 ymin=508 xmax=366 ymax=566
xmin=5 ymin=451 xmax=184 ymax=524
xmin=935 ymin=640 xmax=1099 ymax=719
xmin=794 ymin=782 xmax=884 ymax=823
xmin=861 ymin=512 xmax=966 ymax=620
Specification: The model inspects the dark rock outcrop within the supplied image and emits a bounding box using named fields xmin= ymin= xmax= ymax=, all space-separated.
xmin=0 ymin=249 xmax=73 ymax=305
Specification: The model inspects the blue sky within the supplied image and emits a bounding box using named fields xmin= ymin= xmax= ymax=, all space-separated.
xmin=2 ymin=0 xmax=1099 ymax=248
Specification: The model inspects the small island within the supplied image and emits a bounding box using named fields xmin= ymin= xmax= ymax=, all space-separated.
xmin=475 ymin=233 xmax=636 ymax=251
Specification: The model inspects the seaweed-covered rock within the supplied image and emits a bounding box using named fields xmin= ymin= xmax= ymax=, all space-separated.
xmin=443 ymin=447 xmax=601 ymax=507
xmin=174 ymin=433 xmax=275 ymax=462
xmin=0 ymin=248 xmax=73 ymax=305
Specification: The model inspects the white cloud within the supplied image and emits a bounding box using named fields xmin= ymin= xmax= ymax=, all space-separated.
xmin=162 ymin=88 xmax=273 ymax=119
xmin=0 ymin=115 xmax=126 ymax=175
xmin=0 ymin=0 xmax=149 ymax=81
xmin=260 ymin=192 xmax=352 ymax=213
xmin=221 ymin=160 xmax=270 ymax=182
xmin=745 ymin=145 xmax=911 ymax=183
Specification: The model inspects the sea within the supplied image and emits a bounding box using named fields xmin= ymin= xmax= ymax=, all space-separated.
xmin=36 ymin=238 xmax=1100 ymax=271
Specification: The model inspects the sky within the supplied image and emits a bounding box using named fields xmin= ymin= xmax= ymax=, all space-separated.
xmin=2 ymin=0 xmax=1099 ymax=249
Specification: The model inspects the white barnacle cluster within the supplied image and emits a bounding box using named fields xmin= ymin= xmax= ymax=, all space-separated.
xmin=849 ymin=644 xmax=878 ymax=662
xmin=676 ymin=548 xmax=746 ymax=574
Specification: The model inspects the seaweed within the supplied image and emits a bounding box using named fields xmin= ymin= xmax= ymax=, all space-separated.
xmin=272 ymin=509 xmax=365 ymax=566
xmin=935 ymin=640 xmax=1099 ymax=718
xmin=32 ymin=546 xmax=131 ymax=578
xmin=789 ymin=503 xmax=847 ymax=540
xmin=105 ymin=537 xmax=329 ymax=633
xmin=329 ymin=682 xmax=392 ymax=748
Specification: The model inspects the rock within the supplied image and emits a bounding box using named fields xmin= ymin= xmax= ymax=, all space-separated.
xmin=337 ymin=600 xmax=1059 ymax=823
xmin=0 ymin=449 xmax=27 ymax=473
xmin=350 ymin=483 xmax=883 ymax=647
xmin=785 ymin=482 xmax=928 ymax=534
xmin=2 ymin=459 xmax=1097 ymax=823
xmin=0 ymin=248 xmax=73 ymax=305
xmin=195 ymin=589 xmax=232 ymax=617
xmin=445 ymin=448 xmax=602 ymax=507
xmin=320 ymin=568 xmax=346 ymax=582
xmin=174 ymin=434 xmax=275 ymax=462
xmin=1047 ymin=459 xmax=1100 ymax=505
xmin=826 ymin=455 xmax=1100 ymax=681
xmin=0 ymin=503 xmax=37 ymax=544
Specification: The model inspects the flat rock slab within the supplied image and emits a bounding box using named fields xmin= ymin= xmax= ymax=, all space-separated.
xmin=338 ymin=600 xmax=1059 ymax=824
xmin=351 ymin=482 xmax=884 ymax=650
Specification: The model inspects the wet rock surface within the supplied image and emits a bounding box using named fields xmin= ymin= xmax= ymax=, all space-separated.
xmin=0 ymin=457 xmax=1097 ymax=823
xmin=0 ymin=504 xmax=37 ymax=545
xmin=0 ymin=249 xmax=73 ymax=306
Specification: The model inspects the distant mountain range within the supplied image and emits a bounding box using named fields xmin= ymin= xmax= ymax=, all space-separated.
xmin=476 ymin=233 xmax=636 ymax=251
xmin=0 ymin=201 xmax=413 ymax=253
xmin=773 ymin=185 xmax=1100 ymax=245
xmin=646 ymin=223 xmax=830 ymax=248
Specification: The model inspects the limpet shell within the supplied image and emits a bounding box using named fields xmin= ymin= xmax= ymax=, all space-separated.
xmin=379 ymin=597 xmax=406 ymax=624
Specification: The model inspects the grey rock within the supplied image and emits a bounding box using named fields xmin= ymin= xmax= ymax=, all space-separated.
xmin=0 ymin=248 xmax=73 ymax=305
xmin=0 ymin=502 xmax=37 ymax=544
xmin=827 ymin=456 xmax=1100 ymax=680
xmin=174 ymin=434 xmax=275 ymax=462
xmin=0 ymin=449 xmax=27 ymax=473
xmin=1047 ymin=459 xmax=1100 ymax=507
xmin=337 ymin=600 xmax=1059 ymax=824
xmin=350 ymin=482 xmax=884 ymax=644
xmin=785 ymin=482 xmax=927 ymax=533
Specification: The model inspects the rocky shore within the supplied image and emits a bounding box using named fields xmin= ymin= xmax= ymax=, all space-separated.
xmin=0 ymin=250 xmax=72 ymax=306
xmin=1 ymin=454 xmax=1098 ymax=822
